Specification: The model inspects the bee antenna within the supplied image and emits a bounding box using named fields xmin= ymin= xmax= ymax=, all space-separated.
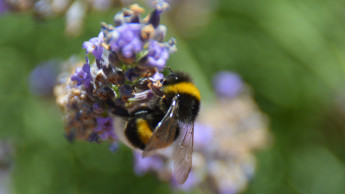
xmin=166 ymin=66 xmax=174 ymax=73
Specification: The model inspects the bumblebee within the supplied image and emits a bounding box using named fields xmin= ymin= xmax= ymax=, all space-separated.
xmin=109 ymin=72 xmax=200 ymax=184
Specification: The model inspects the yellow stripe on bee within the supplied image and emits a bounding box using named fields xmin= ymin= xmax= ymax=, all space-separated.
xmin=136 ymin=119 xmax=153 ymax=144
xmin=163 ymin=82 xmax=201 ymax=101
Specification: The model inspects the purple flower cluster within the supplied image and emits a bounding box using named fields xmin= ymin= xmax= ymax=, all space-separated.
xmin=147 ymin=40 xmax=169 ymax=68
xmin=109 ymin=24 xmax=143 ymax=59
xmin=55 ymin=2 xmax=176 ymax=146
xmin=103 ymin=2 xmax=175 ymax=65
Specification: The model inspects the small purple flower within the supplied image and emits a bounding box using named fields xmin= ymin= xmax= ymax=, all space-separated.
xmin=71 ymin=61 xmax=92 ymax=87
xmin=147 ymin=40 xmax=169 ymax=68
xmin=152 ymin=72 xmax=164 ymax=81
xmin=213 ymin=71 xmax=243 ymax=98
xmin=94 ymin=117 xmax=116 ymax=140
xmin=109 ymin=24 xmax=143 ymax=58
xmin=29 ymin=61 xmax=59 ymax=96
xmin=83 ymin=32 xmax=104 ymax=60
xmin=133 ymin=152 xmax=164 ymax=175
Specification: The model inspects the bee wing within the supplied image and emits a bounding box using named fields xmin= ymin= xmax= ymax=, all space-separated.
xmin=142 ymin=96 xmax=179 ymax=157
xmin=173 ymin=122 xmax=194 ymax=184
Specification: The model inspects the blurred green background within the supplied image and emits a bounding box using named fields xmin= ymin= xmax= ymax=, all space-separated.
xmin=1 ymin=0 xmax=345 ymax=193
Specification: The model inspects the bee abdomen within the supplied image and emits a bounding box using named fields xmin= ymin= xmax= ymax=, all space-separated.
xmin=125 ymin=118 xmax=153 ymax=150
xmin=136 ymin=119 xmax=153 ymax=145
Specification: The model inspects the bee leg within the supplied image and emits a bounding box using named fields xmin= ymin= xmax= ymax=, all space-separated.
xmin=105 ymin=98 xmax=130 ymax=117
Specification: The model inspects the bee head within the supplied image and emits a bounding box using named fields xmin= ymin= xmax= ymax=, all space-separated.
xmin=162 ymin=72 xmax=192 ymax=86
